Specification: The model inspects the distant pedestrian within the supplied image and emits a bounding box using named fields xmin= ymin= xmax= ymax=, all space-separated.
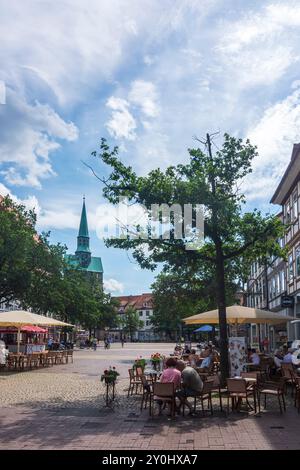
xmin=121 ymin=338 xmax=125 ymax=348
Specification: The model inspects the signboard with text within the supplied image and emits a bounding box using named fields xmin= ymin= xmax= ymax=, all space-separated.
xmin=281 ymin=295 xmax=294 ymax=308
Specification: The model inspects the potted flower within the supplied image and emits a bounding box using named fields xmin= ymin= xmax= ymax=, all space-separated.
xmin=133 ymin=356 xmax=147 ymax=371
xmin=101 ymin=366 xmax=120 ymax=384
xmin=151 ymin=353 xmax=164 ymax=371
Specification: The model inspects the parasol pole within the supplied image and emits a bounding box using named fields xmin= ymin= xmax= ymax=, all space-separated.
xmin=17 ymin=327 xmax=21 ymax=354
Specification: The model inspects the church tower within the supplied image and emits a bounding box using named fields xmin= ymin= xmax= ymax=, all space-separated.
xmin=65 ymin=197 xmax=103 ymax=287
xmin=75 ymin=197 xmax=91 ymax=268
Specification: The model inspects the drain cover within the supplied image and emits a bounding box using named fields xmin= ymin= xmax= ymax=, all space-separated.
xmin=270 ymin=426 xmax=284 ymax=429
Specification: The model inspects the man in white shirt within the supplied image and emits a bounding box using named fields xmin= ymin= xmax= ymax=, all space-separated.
xmin=250 ymin=349 xmax=260 ymax=366
xmin=283 ymin=349 xmax=294 ymax=363
xmin=273 ymin=350 xmax=283 ymax=369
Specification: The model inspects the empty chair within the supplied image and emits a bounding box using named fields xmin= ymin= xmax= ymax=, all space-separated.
xmin=281 ymin=363 xmax=296 ymax=396
xmin=258 ymin=377 xmax=286 ymax=414
xmin=295 ymin=377 xmax=300 ymax=413
xmin=210 ymin=374 xmax=228 ymax=412
xmin=227 ymin=378 xmax=257 ymax=414
xmin=66 ymin=349 xmax=74 ymax=363
xmin=128 ymin=368 xmax=142 ymax=396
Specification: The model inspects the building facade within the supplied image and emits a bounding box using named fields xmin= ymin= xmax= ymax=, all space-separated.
xmin=111 ymin=293 xmax=162 ymax=341
xmin=65 ymin=197 xmax=103 ymax=287
xmin=246 ymin=144 xmax=300 ymax=348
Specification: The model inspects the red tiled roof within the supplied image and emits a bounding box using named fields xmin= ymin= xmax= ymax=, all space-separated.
xmin=114 ymin=293 xmax=153 ymax=311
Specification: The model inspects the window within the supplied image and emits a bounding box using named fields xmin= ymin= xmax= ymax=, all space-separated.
xmin=146 ymin=320 xmax=150 ymax=326
xmin=139 ymin=311 xmax=143 ymax=317
xmin=272 ymin=277 xmax=276 ymax=297
xmin=280 ymin=270 xmax=285 ymax=292
xmin=274 ymin=274 xmax=279 ymax=294
xmin=146 ymin=310 xmax=150 ymax=317
xmin=289 ymin=254 xmax=294 ymax=281
xmin=285 ymin=202 xmax=291 ymax=224
xmin=293 ymin=192 xmax=298 ymax=220
xmin=296 ymin=247 xmax=300 ymax=277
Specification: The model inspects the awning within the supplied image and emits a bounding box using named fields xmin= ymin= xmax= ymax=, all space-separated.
xmin=184 ymin=305 xmax=295 ymax=325
xmin=0 ymin=310 xmax=73 ymax=327
xmin=20 ymin=325 xmax=48 ymax=333
xmin=194 ymin=325 xmax=213 ymax=332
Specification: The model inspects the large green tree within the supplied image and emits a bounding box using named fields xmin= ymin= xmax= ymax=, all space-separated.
xmin=119 ymin=306 xmax=144 ymax=341
xmin=91 ymin=134 xmax=284 ymax=383
xmin=151 ymin=263 xmax=237 ymax=340
xmin=0 ymin=196 xmax=66 ymax=309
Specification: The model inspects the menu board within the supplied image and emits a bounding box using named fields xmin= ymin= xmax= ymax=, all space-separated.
xmin=229 ymin=337 xmax=247 ymax=377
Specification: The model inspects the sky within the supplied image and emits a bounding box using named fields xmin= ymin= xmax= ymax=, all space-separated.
xmin=1 ymin=0 xmax=300 ymax=295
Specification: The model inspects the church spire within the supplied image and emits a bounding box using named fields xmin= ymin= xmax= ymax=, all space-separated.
xmin=78 ymin=196 xmax=89 ymax=238
xmin=76 ymin=197 xmax=91 ymax=264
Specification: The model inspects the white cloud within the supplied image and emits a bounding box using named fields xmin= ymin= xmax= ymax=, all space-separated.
xmin=0 ymin=88 xmax=78 ymax=188
xmin=244 ymin=84 xmax=300 ymax=201
xmin=105 ymin=97 xmax=137 ymax=141
xmin=128 ymin=80 xmax=159 ymax=118
xmin=216 ymin=3 xmax=300 ymax=88
xmin=103 ymin=278 xmax=124 ymax=293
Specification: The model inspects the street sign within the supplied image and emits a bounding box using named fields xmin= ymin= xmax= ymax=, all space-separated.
xmin=281 ymin=295 xmax=294 ymax=308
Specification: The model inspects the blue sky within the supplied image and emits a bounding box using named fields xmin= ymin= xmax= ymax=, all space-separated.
xmin=1 ymin=0 xmax=300 ymax=294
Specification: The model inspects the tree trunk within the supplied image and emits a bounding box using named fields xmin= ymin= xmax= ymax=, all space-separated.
xmin=206 ymin=133 xmax=230 ymax=385
xmin=216 ymin=247 xmax=230 ymax=386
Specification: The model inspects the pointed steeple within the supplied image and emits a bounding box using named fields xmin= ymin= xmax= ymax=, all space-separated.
xmin=78 ymin=196 xmax=89 ymax=238
xmin=76 ymin=197 xmax=91 ymax=266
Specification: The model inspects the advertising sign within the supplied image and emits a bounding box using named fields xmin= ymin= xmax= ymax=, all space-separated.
xmin=229 ymin=337 xmax=247 ymax=377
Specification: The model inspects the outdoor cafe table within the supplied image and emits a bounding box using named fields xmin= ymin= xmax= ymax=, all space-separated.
xmin=144 ymin=369 xmax=161 ymax=382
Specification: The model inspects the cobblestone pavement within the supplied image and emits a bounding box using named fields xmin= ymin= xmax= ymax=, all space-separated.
xmin=0 ymin=343 xmax=299 ymax=450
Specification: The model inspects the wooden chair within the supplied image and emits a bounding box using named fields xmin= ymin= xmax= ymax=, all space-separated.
xmin=66 ymin=349 xmax=74 ymax=363
xmin=210 ymin=374 xmax=228 ymax=412
xmin=7 ymin=354 xmax=20 ymax=371
xmin=135 ymin=366 xmax=144 ymax=378
xmin=191 ymin=377 xmax=215 ymax=416
xmin=281 ymin=364 xmax=296 ymax=396
xmin=27 ymin=353 xmax=40 ymax=369
xmin=294 ymin=376 xmax=300 ymax=413
xmin=128 ymin=368 xmax=142 ymax=396
xmin=140 ymin=375 xmax=153 ymax=411
xmin=226 ymin=378 xmax=257 ymax=414
xmin=150 ymin=382 xmax=176 ymax=417
xmin=45 ymin=351 xmax=56 ymax=366
xmin=258 ymin=377 xmax=286 ymax=414
xmin=61 ymin=350 xmax=68 ymax=364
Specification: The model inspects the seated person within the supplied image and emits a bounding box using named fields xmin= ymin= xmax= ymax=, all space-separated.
xmin=175 ymin=360 xmax=203 ymax=414
xmin=157 ymin=357 xmax=181 ymax=415
xmin=211 ymin=346 xmax=220 ymax=362
xmin=174 ymin=344 xmax=182 ymax=356
xmin=160 ymin=357 xmax=182 ymax=389
xmin=198 ymin=352 xmax=213 ymax=372
xmin=273 ymin=349 xmax=283 ymax=369
xmin=250 ymin=348 xmax=260 ymax=366
xmin=283 ymin=348 xmax=294 ymax=363
xmin=200 ymin=346 xmax=211 ymax=358
xmin=188 ymin=349 xmax=200 ymax=367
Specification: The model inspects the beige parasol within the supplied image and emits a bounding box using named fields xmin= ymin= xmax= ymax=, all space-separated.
xmin=0 ymin=310 xmax=73 ymax=353
xmin=183 ymin=305 xmax=295 ymax=325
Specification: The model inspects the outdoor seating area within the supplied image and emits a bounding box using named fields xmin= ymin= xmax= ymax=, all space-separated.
xmin=124 ymin=343 xmax=300 ymax=420
xmin=3 ymin=349 xmax=74 ymax=371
